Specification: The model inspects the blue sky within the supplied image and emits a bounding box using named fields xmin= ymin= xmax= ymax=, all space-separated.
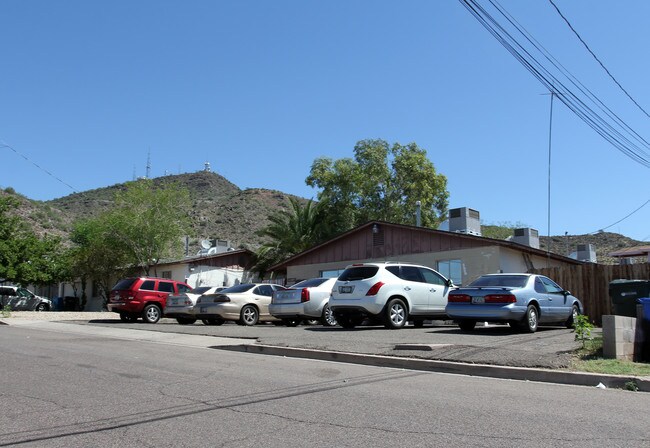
xmin=2 ymin=1 xmax=649 ymax=242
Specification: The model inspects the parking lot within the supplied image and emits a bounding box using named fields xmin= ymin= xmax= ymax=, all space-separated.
xmin=80 ymin=316 xmax=585 ymax=369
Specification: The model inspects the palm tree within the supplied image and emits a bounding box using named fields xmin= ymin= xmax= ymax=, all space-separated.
xmin=252 ymin=198 xmax=332 ymax=278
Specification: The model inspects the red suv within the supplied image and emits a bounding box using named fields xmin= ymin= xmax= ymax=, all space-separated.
xmin=108 ymin=277 xmax=192 ymax=323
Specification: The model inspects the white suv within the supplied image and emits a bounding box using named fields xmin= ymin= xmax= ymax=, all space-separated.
xmin=330 ymin=262 xmax=453 ymax=329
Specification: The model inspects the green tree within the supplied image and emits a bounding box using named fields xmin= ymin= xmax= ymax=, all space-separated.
xmin=103 ymin=179 xmax=191 ymax=275
xmin=0 ymin=195 xmax=62 ymax=285
xmin=253 ymin=198 xmax=332 ymax=278
xmin=66 ymin=218 xmax=132 ymax=309
xmin=306 ymin=139 xmax=449 ymax=233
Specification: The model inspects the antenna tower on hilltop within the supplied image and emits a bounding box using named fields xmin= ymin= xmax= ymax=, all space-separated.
xmin=146 ymin=149 xmax=151 ymax=179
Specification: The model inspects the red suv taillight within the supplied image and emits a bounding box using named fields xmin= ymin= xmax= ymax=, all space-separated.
xmin=448 ymin=294 xmax=471 ymax=303
xmin=300 ymin=288 xmax=310 ymax=303
xmin=366 ymin=282 xmax=385 ymax=296
xmin=485 ymin=294 xmax=516 ymax=303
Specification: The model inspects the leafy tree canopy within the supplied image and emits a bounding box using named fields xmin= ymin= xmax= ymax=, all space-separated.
xmin=0 ymin=195 xmax=62 ymax=285
xmin=101 ymin=179 xmax=192 ymax=275
xmin=306 ymin=139 xmax=449 ymax=233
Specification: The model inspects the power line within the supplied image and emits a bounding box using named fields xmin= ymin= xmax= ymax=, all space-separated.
xmin=459 ymin=0 xmax=650 ymax=168
xmin=1 ymin=141 xmax=78 ymax=193
xmin=588 ymin=199 xmax=650 ymax=234
xmin=548 ymin=0 xmax=650 ymax=119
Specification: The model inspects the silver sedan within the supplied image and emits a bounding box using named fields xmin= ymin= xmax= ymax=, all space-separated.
xmin=446 ymin=273 xmax=583 ymax=333
xmin=165 ymin=286 xmax=225 ymax=324
xmin=269 ymin=277 xmax=338 ymax=326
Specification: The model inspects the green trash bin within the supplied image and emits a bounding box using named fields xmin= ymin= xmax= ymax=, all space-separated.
xmin=609 ymin=280 xmax=650 ymax=317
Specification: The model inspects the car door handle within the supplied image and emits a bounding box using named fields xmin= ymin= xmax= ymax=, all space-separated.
xmin=404 ymin=286 xmax=411 ymax=291
xmin=430 ymin=289 xmax=436 ymax=292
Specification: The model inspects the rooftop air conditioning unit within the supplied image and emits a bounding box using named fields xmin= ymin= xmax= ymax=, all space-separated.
xmin=448 ymin=207 xmax=481 ymax=236
xmin=196 ymin=239 xmax=233 ymax=256
xmin=512 ymin=228 xmax=540 ymax=249
xmin=576 ymin=244 xmax=597 ymax=263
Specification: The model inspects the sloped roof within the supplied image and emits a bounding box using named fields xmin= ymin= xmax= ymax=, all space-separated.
xmin=156 ymin=248 xmax=254 ymax=267
xmin=269 ymin=220 xmax=581 ymax=271
xmin=609 ymin=245 xmax=650 ymax=258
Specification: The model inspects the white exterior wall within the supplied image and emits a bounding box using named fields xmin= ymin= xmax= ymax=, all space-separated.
xmin=499 ymin=247 xmax=569 ymax=274
xmin=152 ymin=264 xmax=189 ymax=283
xmin=286 ymin=246 xmax=503 ymax=286
xmin=185 ymin=266 xmax=244 ymax=288
xmin=285 ymin=246 xmax=572 ymax=286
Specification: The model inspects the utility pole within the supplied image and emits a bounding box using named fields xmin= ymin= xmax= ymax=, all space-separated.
xmin=546 ymin=91 xmax=555 ymax=268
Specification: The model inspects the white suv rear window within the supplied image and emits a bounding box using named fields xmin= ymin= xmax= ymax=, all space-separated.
xmin=338 ymin=266 xmax=378 ymax=281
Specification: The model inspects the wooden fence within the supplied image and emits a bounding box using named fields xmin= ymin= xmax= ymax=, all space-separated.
xmin=533 ymin=264 xmax=650 ymax=326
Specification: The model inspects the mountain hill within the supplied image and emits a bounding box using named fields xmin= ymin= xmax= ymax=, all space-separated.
xmin=4 ymin=171 xmax=645 ymax=264
xmin=6 ymin=171 xmax=300 ymax=252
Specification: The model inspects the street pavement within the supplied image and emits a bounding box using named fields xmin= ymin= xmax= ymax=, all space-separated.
xmin=2 ymin=312 xmax=649 ymax=391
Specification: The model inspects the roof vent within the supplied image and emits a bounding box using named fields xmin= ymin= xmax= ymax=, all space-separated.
xmin=511 ymin=228 xmax=540 ymax=249
xmin=576 ymin=244 xmax=597 ymax=263
xmin=448 ymin=207 xmax=481 ymax=236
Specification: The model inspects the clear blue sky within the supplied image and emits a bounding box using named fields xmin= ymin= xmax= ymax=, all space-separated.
xmin=2 ymin=1 xmax=649 ymax=242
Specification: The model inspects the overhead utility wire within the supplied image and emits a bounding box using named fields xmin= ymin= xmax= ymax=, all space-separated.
xmin=491 ymin=0 xmax=650 ymax=152
xmin=548 ymin=0 xmax=650 ymax=119
xmin=459 ymin=0 xmax=650 ymax=168
xmin=472 ymin=0 xmax=650 ymax=166
xmin=1 ymin=141 xmax=78 ymax=193
xmin=587 ymin=198 xmax=650 ymax=234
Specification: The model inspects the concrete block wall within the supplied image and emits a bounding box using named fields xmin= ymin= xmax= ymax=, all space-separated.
xmin=602 ymin=315 xmax=637 ymax=361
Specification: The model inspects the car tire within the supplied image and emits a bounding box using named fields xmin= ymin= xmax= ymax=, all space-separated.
xmin=35 ymin=303 xmax=49 ymax=312
xmin=202 ymin=318 xmax=225 ymax=326
xmin=283 ymin=318 xmax=301 ymax=327
xmin=239 ymin=305 xmax=259 ymax=326
xmin=176 ymin=317 xmax=197 ymax=325
xmin=321 ymin=304 xmax=337 ymax=327
xmin=520 ymin=304 xmax=539 ymax=333
xmin=458 ymin=320 xmax=476 ymax=331
xmin=142 ymin=304 xmax=162 ymax=324
xmin=384 ymin=298 xmax=407 ymax=329
xmin=565 ymin=304 xmax=580 ymax=329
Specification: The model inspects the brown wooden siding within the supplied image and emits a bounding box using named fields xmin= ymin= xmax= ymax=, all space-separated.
xmin=292 ymin=226 xmax=493 ymax=266
xmin=533 ymin=264 xmax=650 ymax=326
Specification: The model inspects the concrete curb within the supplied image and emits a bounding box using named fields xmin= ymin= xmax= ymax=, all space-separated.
xmin=214 ymin=343 xmax=650 ymax=392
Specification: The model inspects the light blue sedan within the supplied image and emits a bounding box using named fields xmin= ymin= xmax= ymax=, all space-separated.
xmin=446 ymin=274 xmax=583 ymax=333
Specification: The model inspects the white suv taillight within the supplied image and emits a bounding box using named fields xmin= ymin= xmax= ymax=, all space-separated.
xmin=366 ymin=282 xmax=385 ymax=296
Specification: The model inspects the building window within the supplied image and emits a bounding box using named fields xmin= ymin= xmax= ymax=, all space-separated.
xmin=320 ymin=269 xmax=346 ymax=278
xmin=161 ymin=270 xmax=172 ymax=279
xmin=437 ymin=259 xmax=463 ymax=286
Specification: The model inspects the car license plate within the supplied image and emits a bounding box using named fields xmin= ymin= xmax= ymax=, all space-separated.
xmin=200 ymin=307 xmax=207 ymax=313
xmin=471 ymin=297 xmax=485 ymax=304
xmin=339 ymin=285 xmax=354 ymax=294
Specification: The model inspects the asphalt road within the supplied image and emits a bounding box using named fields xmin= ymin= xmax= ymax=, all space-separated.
xmin=1 ymin=324 xmax=648 ymax=448
xmin=82 ymin=317 xmax=585 ymax=368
